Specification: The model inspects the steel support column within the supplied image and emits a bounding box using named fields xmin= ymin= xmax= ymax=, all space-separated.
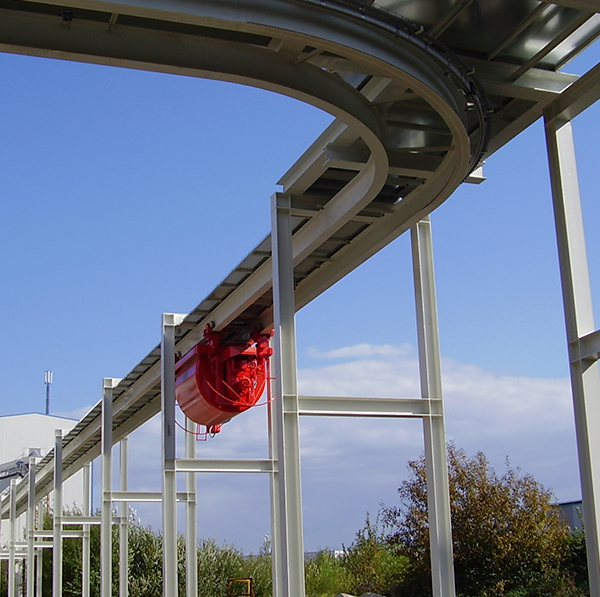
xmin=268 ymin=386 xmax=282 ymax=597
xmin=271 ymin=192 xmax=306 ymax=597
xmin=161 ymin=313 xmax=185 ymax=597
xmin=102 ymin=379 xmax=119 ymax=597
xmin=8 ymin=479 xmax=16 ymax=597
xmin=82 ymin=463 xmax=91 ymax=597
xmin=544 ymin=111 xmax=600 ymax=597
xmin=185 ymin=417 xmax=198 ymax=597
xmin=53 ymin=430 xmax=63 ymax=597
xmin=35 ymin=500 xmax=43 ymax=597
xmin=26 ymin=457 xmax=36 ymax=597
xmin=119 ymin=439 xmax=129 ymax=597
xmin=411 ymin=217 xmax=456 ymax=597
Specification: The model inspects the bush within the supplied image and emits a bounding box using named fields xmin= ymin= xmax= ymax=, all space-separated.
xmin=127 ymin=523 xmax=163 ymax=597
xmin=305 ymin=550 xmax=354 ymax=597
xmin=342 ymin=514 xmax=409 ymax=596
xmin=241 ymin=537 xmax=272 ymax=597
xmin=564 ymin=529 xmax=589 ymax=596
xmin=382 ymin=444 xmax=576 ymax=597
xmin=196 ymin=537 xmax=246 ymax=597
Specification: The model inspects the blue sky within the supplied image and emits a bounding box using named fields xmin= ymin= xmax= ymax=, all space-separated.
xmin=1 ymin=42 xmax=599 ymax=552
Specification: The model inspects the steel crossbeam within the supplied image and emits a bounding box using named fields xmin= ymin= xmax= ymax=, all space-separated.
xmin=296 ymin=395 xmax=442 ymax=417
xmin=574 ymin=330 xmax=600 ymax=362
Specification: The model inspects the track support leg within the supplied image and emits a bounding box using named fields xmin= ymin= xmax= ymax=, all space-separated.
xmin=270 ymin=193 xmax=306 ymax=597
xmin=545 ymin=111 xmax=600 ymax=597
xmin=102 ymin=380 xmax=118 ymax=597
xmin=411 ymin=217 xmax=456 ymax=597
xmin=53 ymin=430 xmax=63 ymax=597
xmin=161 ymin=313 xmax=186 ymax=597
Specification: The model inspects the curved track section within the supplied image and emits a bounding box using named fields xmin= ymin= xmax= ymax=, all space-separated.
xmin=0 ymin=0 xmax=488 ymax=514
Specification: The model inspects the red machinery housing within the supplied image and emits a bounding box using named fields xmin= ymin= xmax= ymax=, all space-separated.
xmin=175 ymin=325 xmax=273 ymax=430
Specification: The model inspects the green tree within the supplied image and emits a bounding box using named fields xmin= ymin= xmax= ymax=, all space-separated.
xmin=564 ymin=528 xmax=589 ymax=596
xmin=242 ymin=535 xmax=273 ymax=597
xmin=40 ymin=507 xmax=121 ymax=597
xmin=0 ymin=561 xmax=7 ymax=596
xmin=127 ymin=522 xmax=164 ymax=597
xmin=342 ymin=513 xmax=408 ymax=596
xmin=382 ymin=444 xmax=575 ymax=597
xmin=195 ymin=537 xmax=246 ymax=597
xmin=305 ymin=550 xmax=354 ymax=597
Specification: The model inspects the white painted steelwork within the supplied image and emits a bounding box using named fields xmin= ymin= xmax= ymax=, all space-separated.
xmin=82 ymin=463 xmax=91 ymax=597
xmin=272 ymin=193 xmax=306 ymax=597
xmin=0 ymin=8 xmax=595 ymax=518
xmin=26 ymin=457 xmax=36 ymax=597
xmin=35 ymin=495 xmax=42 ymax=597
xmin=8 ymin=480 xmax=16 ymax=597
xmin=161 ymin=313 xmax=185 ymax=597
xmin=544 ymin=106 xmax=600 ymax=597
xmin=52 ymin=431 xmax=63 ymax=597
xmin=184 ymin=417 xmax=198 ymax=597
xmin=412 ymin=217 xmax=455 ymax=597
xmin=101 ymin=378 xmax=119 ymax=597
xmin=0 ymin=1 xmax=599 ymax=596
xmin=119 ymin=439 xmax=128 ymax=597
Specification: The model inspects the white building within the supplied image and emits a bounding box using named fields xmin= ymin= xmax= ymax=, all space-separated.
xmin=0 ymin=413 xmax=86 ymax=545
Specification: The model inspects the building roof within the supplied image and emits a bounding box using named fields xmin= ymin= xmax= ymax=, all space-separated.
xmin=0 ymin=412 xmax=77 ymax=422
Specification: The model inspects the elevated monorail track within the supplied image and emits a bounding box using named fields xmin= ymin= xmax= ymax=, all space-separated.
xmin=1 ymin=0 xmax=600 ymax=520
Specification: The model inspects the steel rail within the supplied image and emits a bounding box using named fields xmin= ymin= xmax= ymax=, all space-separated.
xmin=0 ymin=0 xmax=487 ymax=519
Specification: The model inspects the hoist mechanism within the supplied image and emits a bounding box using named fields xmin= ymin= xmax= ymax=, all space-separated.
xmin=175 ymin=325 xmax=273 ymax=432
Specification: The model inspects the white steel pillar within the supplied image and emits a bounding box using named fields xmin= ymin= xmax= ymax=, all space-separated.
xmin=161 ymin=313 xmax=185 ymax=597
xmin=35 ymin=501 xmax=43 ymax=597
xmin=411 ymin=217 xmax=456 ymax=597
xmin=82 ymin=463 xmax=91 ymax=597
xmin=185 ymin=417 xmax=198 ymax=597
xmin=119 ymin=439 xmax=129 ymax=597
xmin=268 ymin=388 xmax=282 ymax=597
xmin=26 ymin=457 xmax=36 ymax=597
xmin=102 ymin=379 xmax=119 ymax=597
xmin=270 ymin=192 xmax=306 ymax=597
xmin=544 ymin=111 xmax=600 ymax=597
xmin=8 ymin=479 xmax=16 ymax=597
xmin=53 ymin=430 xmax=63 ymax=597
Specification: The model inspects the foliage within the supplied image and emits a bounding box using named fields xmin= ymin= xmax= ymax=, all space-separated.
xmin=342 ymin=513 xmax=408 ymax=596
xmin=0 ymin=561 xmax=7 ymax=596
xmin=242 ymin=536 xmax=273 ymax=597
xmin=564 ymin=528 xmax=589 ymax=596
xmin=127 ymin=521 xmax=164 ymax=597
xmin=305 ymin=550 xmax=354 ymax=597
xmin=381 ymin=444 xmax=576 ymax=597
xmin=196 ymin=537 xmax=246 ymax=597
xmin=3 ymin=452 xmax=590 ymax=597
xmin=1 ymin=504 xmax=369 ymax=597
xmin=40 ymin=506 xmax=120 ymax=597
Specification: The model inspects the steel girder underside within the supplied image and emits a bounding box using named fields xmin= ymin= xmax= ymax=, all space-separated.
xmin=1 ymin=0 xmax=599 ymax=520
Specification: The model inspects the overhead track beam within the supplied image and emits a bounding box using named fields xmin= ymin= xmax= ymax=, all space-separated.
xmin=544 ymin=60 xmax=600 ymax=123
xmin=540 ymin=0 xmax=600 ymax=12
xmin=2 ymin=0 xmax=487 ymax=524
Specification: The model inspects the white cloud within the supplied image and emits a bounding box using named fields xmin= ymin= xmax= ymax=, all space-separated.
xmin=76 ymin=344 xmax=580 ymax=552
xmin=298 ymin=347 xmax=579 ymax=499
xmin=307 ymin=343 xmax=412 ymax=360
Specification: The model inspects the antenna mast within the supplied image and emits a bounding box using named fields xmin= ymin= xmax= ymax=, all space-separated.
xmin=44 ymin=370 xmax=53 ymax=415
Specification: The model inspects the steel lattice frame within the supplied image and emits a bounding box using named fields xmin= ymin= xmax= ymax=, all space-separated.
xmin=0 ymin=1 xmax=599 ymax=596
